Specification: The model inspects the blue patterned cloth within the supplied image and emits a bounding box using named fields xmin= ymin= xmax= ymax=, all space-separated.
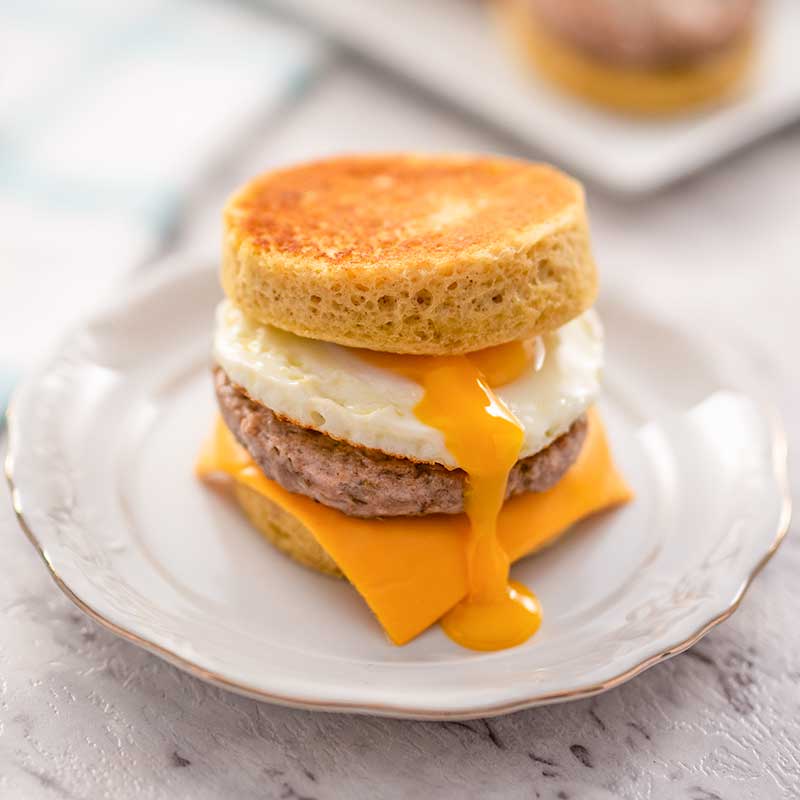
xmin=0 ymin=0 xmax=325 ymax=419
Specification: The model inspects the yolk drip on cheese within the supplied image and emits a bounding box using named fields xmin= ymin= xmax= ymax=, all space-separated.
xmin=356 ymin=339 xmax=543 ymax=651
xmin=196 ymin=407 xmax=632 ymax=647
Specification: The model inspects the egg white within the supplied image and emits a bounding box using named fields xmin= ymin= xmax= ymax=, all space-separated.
xmin=213 ymin=301 xmax=603 ymax=468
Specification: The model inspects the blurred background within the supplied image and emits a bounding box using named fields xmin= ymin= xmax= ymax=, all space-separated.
xmin=1 ymin=3 xmax=799 ymax=797
xmin=0 ymin=0 xmax=798 ymax=421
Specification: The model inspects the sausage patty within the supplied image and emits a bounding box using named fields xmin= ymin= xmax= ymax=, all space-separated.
xmin=214 ymin=366 xmax=587 ymax=518
xmin=527 ymin=0 xmax=757 ymax=66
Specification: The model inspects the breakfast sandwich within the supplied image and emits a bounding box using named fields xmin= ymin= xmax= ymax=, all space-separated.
xmin=197 ymin=154 xmax=632 ymax=651
xmin=495 ymin=0 xmax=758 ymax=114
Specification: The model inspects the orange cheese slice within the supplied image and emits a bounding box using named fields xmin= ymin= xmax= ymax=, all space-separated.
xmin=197 ymin=409 xmax=632 ymax=645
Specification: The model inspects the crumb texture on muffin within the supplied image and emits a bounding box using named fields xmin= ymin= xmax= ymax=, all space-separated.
xmin=222 ymin=154 xmax=597 ymax=354
xmin=234 ymin=483 xmax=344 ymax=578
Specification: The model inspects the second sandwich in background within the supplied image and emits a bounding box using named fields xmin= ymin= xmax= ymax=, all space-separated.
xmin=496 ymin=0 xmax=759 ymax=114
xmin=198 ymin=153 xmax=632 ymax=652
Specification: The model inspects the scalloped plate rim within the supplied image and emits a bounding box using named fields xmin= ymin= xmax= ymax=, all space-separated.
xmin=4 ymin=262 xmax=791 ymax=720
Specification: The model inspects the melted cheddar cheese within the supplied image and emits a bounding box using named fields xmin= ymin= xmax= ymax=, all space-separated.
xmin=197 ymin=407 xmax=632 ymax=647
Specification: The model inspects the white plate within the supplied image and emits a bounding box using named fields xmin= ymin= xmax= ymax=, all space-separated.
xmin=265 ymin=0 xmax=800 ymax=193
xmin=6 ymin=263 xmax=789 ymax=720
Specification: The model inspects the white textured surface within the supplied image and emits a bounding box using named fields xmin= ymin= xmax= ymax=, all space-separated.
xmin=2 ymin=56 xmax=800 ymax=800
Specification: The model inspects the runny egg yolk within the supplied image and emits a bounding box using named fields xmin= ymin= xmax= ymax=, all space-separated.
xmin=357 ymin=338 xmax=543 ymax=651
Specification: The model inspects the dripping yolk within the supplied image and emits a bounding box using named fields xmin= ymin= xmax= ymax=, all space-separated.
xmin=357 ymin=337 xmax=543 ymax=651
xmin=466 ymin=336 xmax=545 ymax=387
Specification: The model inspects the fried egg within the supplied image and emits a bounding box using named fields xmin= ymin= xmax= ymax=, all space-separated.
xmin=213 ymin=300 xmax=603 ymax=468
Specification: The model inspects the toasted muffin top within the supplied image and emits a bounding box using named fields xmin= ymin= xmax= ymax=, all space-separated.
xmin=222 ymin=153 xmax=597 ymax=354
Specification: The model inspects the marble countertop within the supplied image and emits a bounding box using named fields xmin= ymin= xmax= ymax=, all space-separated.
xmin=2 ymin=47 xmax=799 ymax=800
